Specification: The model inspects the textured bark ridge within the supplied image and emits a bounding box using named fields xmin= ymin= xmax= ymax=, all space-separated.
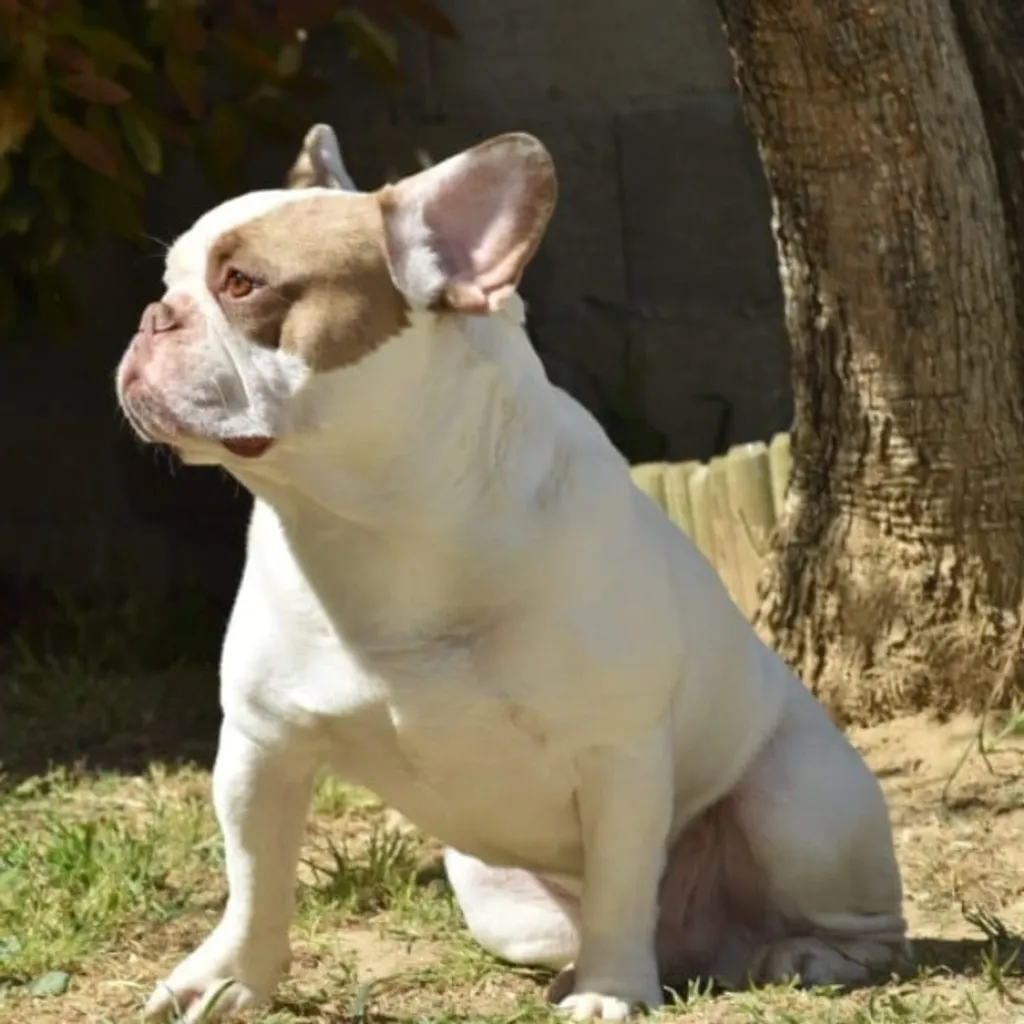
xmin=715 ymin=0 xmax=1024 ymax=722
xmin=950 ymin=0 xmax=1024 ymax=365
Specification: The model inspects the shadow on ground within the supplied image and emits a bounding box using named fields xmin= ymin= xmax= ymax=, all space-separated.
xmin=914 ymin=935 xmax=1024 ymax=977
xmin=0 ymin=663 xmax=221 ymax=783
xmin=265 ymin=936 xmax=1024 ymax=1023
xmin=0 ymin=582 xmax=226 ymax=784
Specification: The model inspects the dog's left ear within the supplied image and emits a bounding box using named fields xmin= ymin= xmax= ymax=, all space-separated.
xmin=377 ymin=133 xmax=557 ymax=314
xmin=287 ymin=123 xmax=357 ymax=191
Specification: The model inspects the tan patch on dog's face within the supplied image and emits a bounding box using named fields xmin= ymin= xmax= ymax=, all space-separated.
xmin=206 ymin=193 xmax=409 ymax=372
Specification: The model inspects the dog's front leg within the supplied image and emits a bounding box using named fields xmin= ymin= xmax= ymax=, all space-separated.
xmin=558 ymin=729 xmax=673 ymax=1021
xmin=145 ymin=722 xmax=315 ymax=1022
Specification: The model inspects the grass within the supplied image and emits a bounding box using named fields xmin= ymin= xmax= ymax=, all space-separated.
xmin=3 ymin=594 xmax=1024 ymax=1021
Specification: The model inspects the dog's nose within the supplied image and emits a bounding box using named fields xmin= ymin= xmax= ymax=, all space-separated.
xmin=138 ymin=301 xmax=179 ymax=338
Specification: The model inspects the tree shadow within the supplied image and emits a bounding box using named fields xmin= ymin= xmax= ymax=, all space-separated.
xmin=0 ymin=579 xmax=226 ymax=786
xmin=913 ymin=934 xmax=1024 ymax=978
xmin=272 ymin=936 xmax=1024 ymax=1023
xmin=0 ymin=662 xmax=222 ymax=785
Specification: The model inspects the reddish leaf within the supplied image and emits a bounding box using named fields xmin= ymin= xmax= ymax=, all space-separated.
xmin=61 ymin=72 xmax=131 ymax=104
xmin=64 ymin=25 xmax=152 ymax=71
xmin=83 ymin=106 xmax=136 ymax=191
xmin=48 ymin=40 xmax=96 ymax=75
xmin=157 ymin=115 xmax=192 ymax=147
xmin=42 ymin=110 xmax=120 ymax=178
xmin=172 ymin=10 xmax=207 ymax=54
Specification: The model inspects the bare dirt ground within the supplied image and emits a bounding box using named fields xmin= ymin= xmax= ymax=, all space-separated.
xmin=3 ymin=705 xmax=1024 ymax=1024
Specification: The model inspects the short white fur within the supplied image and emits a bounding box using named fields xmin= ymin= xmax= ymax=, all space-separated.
xmin=119 ymin=133 xmax=907 ymax=1024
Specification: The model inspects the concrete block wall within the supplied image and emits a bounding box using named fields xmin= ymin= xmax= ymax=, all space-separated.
xmin=0 ymin=0 xmax=792 ymax=600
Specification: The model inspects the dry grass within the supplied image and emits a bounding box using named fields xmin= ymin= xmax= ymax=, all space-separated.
xmin=4 ymin=600 xmax=1024 ymax=1022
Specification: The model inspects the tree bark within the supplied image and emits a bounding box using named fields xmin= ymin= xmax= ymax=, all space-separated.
xmin=714 ymin=0 xmax=1024 ymax=723
xmin=949 ymin=0 xmax=1024 ymax=370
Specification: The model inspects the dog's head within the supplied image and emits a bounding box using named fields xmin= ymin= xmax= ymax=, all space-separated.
xmin=115 ymin=126 xmax=556 ymax=467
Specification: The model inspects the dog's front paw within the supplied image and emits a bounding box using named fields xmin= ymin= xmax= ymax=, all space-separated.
xmin=556 ymin=976 xmax=662 ymax=1020
xmin=144 ymin=927 xmax=289 ymax=1022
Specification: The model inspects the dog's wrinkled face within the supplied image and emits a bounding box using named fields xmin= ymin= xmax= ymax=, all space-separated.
xmin=117 ymin=187 xmax=407 ymax=462
xmin=115 ymin=127 xmax=557 ymax=466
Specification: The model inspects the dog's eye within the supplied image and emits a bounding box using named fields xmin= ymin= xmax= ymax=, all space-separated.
xmin=224 ymin=268 xmax=258 ymax=300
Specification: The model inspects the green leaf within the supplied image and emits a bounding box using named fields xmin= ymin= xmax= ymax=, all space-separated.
xmin=42 ymin=111 xmax=121 ymax=178
xmin=165 ymin=54 xmax=205 ymax=118
xmin=1 ymin=192 xmax=35 ymax=236
xmin=28 ymin=143 xmax=62 ymax=189
xmin=61 ymin=71 xmax=132 ymax=105
xmin=218 ymin=32 xmax=280 ymax=77
xmin=117 ymin=105 xmax=162 ymax=175
xmin=0 ymin=89 xmax=40 ymax=155
xmin=29 ymin=970 xmax=70 ymax=997
xmin=48 ymin=236 xmax=68 ymax=265
xmin=386 ymin=0 xmax=460 ymax=39
xmin=17 ymin=31 xmax=49 ymax=78
xmin=276 ymin=39 xmax=304 ymax=79
xmin=65 ymin=26 xmax=151 ymax=72
xmin=337 ymin=10 xmax=401 ymax=86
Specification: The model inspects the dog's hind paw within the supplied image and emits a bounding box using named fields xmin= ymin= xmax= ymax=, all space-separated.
xmin=749 ymin=934 xmax=900 ymax=988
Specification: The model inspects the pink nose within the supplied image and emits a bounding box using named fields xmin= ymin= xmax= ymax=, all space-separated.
xmin=138 ymin=300 xmax=180 ymax=338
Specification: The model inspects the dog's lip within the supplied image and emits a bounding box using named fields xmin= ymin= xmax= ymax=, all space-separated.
xmin=222 ymin=436 xmax=275 ymax=459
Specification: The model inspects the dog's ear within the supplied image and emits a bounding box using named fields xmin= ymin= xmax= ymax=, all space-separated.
xmin=287 ymin=123 xmax=357 ymax=191
xmin=376 ymin=133 xmax=557 ymax=315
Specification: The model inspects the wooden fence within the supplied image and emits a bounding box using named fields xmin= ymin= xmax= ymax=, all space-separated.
xmin=628 ymin=432 xmax=792 ymax=619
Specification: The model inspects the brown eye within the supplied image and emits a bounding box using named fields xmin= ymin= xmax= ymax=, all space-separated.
xmin=224 ymin=268 xmax=258 ymax=299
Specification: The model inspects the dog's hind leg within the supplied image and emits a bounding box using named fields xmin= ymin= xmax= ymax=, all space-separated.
xmin=444 ymin=847 xmax=580 ymax=971
xmin=734 ymin=677 xmax=909 ymax=988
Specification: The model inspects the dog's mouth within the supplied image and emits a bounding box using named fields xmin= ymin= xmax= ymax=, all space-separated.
xmin=121 ymin=394 xmax=275 ymax=461
xmin=117 ymin=347 xmax=277 ymax=461
xmin=222 ymin=436 xmax=275 ymax=459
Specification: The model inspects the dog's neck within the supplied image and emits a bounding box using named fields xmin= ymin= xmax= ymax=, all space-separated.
xmin=229 ymin=298 xmax=578 ymax=646
xmin=234 ymin=297 xmax=569 ymax=546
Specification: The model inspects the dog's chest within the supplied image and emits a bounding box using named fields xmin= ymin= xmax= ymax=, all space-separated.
xmin=323 ymin=642 xmax=583 ymax=872
xmin=232 ymin=505 xmax=589 ymax=871
xmin=226 ymin=594 xmax=582 ymax=871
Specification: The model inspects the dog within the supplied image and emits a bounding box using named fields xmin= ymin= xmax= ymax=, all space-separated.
xmin=115 ymin=124 xmax=907 ymax=1022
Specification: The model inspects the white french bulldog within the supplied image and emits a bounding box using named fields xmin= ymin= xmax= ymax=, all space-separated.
xmin=116 ymin=124 xmax=907 ymax=1022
